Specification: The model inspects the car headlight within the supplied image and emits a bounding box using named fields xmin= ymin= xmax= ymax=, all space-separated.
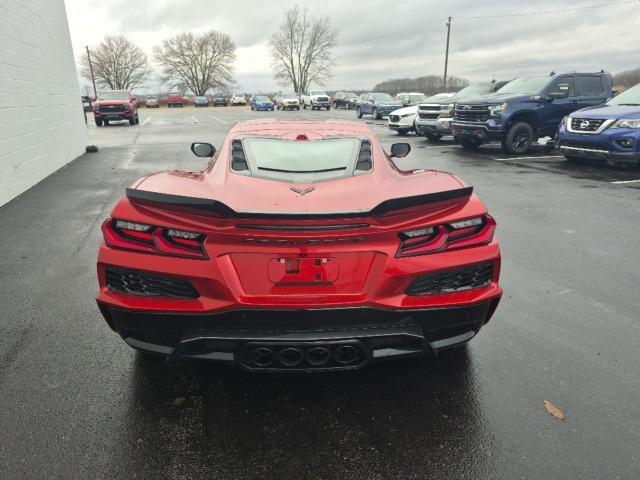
xmin=489 ymin=102 xmax=508 ymax=116
xmin=444 ymin=103 xmax=455 ymax=112
xmin=611 ymin=119 xmax=640 ymax=129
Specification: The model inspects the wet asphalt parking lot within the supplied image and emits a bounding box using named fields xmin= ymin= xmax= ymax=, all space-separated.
xmin=1 ymin=105 xmax=639 ymax=479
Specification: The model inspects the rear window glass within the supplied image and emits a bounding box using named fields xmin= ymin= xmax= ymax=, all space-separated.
xmin=239 ymin=137 xmax=367 ymax=182
xmin=579 ymin=76 xmax=604 ymax=96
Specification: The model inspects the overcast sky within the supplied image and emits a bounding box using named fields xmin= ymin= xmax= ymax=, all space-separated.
xmin=64 ymin=0 xmax=640 ymax=94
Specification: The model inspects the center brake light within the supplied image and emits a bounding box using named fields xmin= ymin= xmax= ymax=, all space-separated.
xmin=397 ymin=215 xmax=496 ymax=258
xmin=102 ymin=219 xmax=207 ymax=259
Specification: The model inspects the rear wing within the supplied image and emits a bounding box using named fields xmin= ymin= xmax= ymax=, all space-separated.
xmin=125 ymin=186 xmax=473 ymax=220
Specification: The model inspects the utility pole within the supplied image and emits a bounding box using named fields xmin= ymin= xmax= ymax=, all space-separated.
xmin=443 ymin=16 xmax=452 ymax=91
xmin=86 ymin=45 xmax=97 ymax=99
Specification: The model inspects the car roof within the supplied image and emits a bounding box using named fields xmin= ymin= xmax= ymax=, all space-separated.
xmin=228 ymin=119 xmax=374 ymax=136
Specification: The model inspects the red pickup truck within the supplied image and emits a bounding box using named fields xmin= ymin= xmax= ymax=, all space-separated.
xmin=167 ymin=95 xmax=184 ymax=107
xmin=93 ymin=90 xmax=139 ymax=126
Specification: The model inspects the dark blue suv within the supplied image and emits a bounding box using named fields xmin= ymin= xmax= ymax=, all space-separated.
xmin=557 ymin=83 xmax=640 ymax=165
xmin=451 ymin=72 xmax=612 ymax=154
xmin=357 ymin=93 xmax=402 ymax=120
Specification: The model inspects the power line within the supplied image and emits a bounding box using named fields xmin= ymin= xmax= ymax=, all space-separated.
xmin=459 ymin=0 xmax=640 ymax=19
xmin=339 ymin=0 xmax=638 ymax=49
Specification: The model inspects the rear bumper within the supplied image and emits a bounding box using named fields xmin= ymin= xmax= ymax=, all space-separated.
xmin=98 ymin=299 xmax=500 ymax=370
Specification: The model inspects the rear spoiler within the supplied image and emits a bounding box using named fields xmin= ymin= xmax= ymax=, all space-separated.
xmin=125 ymin=186 xmax=473 ymax=219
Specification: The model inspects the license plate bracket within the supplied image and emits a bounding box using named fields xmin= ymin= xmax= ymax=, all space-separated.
xmin=268 ymin=257 xmax=338 ymax=285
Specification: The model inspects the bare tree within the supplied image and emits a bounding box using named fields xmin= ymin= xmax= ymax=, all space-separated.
xmin=269 ymin=6 xmax=338 ymax=93
xmin=373 ymin=75 xmax=469 ymax=96
xmin=81 ymin=35 xmax=148 ymax=90
xmin=153 ymin=31 xmax=236 ymax=96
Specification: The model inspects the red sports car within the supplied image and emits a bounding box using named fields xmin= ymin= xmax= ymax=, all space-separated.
xmin=96 ymin=119 xmax=502 ymax=371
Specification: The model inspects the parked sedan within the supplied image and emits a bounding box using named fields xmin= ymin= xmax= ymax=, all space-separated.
xmin=388 ymin=105 xmax=418 ymax=134
xmin=275 ymin=93 xmax=300 ymax=110
xmin=212 ymin=93 xmax=228 ymax=106
xmin=96 ymin=119 xmax=502 ymax=370
xmin=357 ymin=93 xmax=403 ymax=119
xmin=194 ymin=96 xmax=209 ymax=107
xmin=333 ymin=91 xmax=359 ymax=109
xmin=251 ymin=95 xmax=275 ymax=111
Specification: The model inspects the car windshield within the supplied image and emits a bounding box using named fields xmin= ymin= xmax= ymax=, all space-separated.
xmin=497 ymin=76 xmax=550 ymax=95
xmin=455 ymin=83 xmax=492 ymax=97
xmin=195 ymin=96 xmax=206 ymax=101
xmin=345 ymin=92 xmax=357 ymax=98
xmin=408 ymin=94 xmax=427 ymax=102
xmin=97 ymin=91 xmax=129 ymax=101
xmin=606 ymin=84 xmax=640 ymax=105
xmin=255 ymin=96 xmax=270 ymax=102
xmin=372 ymin=93 xmax=393 ymax=101
xmin=147 ymin=96 xmax=157 ymax=100
xmin=241 ymin=137 xmax=363 ymax=181
xmin=282 ymin=93 xmax=296 ymax=98
xmin=310 ymin=90 xmax=326 ymax=95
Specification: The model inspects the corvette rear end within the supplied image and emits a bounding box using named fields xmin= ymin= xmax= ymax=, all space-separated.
xmin=96 ymin=120 xmax=502 ymax=371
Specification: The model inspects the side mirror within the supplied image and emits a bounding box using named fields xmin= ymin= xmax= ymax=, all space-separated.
xmin=390 ymin=143 xmax=411 ymax=158
xmin=191 ymin=142 xmax=215 ymax=158
xmin=547 ymin=90 xmax=568 ymax=101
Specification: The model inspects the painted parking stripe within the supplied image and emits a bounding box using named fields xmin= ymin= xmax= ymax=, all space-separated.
xmin=191 ymin=116 xmax=200 ymax=124
xmin=492 ymin=155 xmax=564 ymax=161
xmin=209 ymin=115 xmax=229 ymax=125
xmin=610 ymin=179 xmax=640 ymax=184
xmin=141 ymin=115 xmax=151 ymax=126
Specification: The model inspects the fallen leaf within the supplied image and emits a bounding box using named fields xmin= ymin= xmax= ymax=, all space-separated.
xmin=544 ymin=400 xmax=565 ymax=420
xmin=172 ymin=397 xmax=186 ymax=406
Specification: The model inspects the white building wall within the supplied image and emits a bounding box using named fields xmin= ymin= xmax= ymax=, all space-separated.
xmin=0 ymin=0 xmax=87 ymax=207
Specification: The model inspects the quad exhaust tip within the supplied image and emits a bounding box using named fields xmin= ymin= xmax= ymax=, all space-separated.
xmin=245 ymin=343 xmax=363 ymax=370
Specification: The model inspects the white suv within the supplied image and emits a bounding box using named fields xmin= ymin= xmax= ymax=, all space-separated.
xmin=230 ymin=94 xmax=246 ymax=106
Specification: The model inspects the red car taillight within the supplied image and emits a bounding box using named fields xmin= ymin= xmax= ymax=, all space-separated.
xmin=101 ymin=219 xmax=207 ymax=259
xmin=397 ymin=215 xmax=496 ymax=258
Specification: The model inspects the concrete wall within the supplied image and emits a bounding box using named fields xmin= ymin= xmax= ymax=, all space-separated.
xmin=0 ymin=0 xmax=87 ymax=207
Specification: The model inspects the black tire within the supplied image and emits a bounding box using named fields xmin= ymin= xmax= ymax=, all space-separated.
xmin=296 ymin=106 xmax=300 ymax=110
xmin=457 ymin=135 xmax=483 ymax=150
xmin=129 ymin=116 xmax=135 ymax=125
xmin=397 ymin=129 xmax=410 ymax=135
xmin=95 ymin=119 xmax=103 ymax=127
xmin=564 ymin=155 xmax=586 ymax=163
xmin=424 ymin=132 xmax=443 ymax=142
xmin=326 ymin=106 xmax=330 ymax=110
xmin=502 ymin=121 xmax=535 ymax=155
xmin=135 ymin=114 xmax=139 ymax=124
xmin=357 ymin=107 xmax=363 ymax=119
xmin=303 ymin=102 xmax=307 ymax=110
xmin=372 ymin=108 xmax=380 ymax=120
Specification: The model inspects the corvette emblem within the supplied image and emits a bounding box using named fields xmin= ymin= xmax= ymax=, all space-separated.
xmin=290 ymin=185 xmax=315 ymax=195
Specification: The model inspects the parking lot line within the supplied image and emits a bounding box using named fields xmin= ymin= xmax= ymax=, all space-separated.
xmin=418 ymin=145 xmax=459 ymax=149
xmin=141 ymin=115 xmax=151 ymax=126
xmin=209 ymin=115 xmax=229 ymax=125
xmin=610 ymin=179 xmax=640 ymax=184
xmin=492 ymin=155 xmax=564 ymax=162
xmin=191 ymin=116 xmax=200 ymax=124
